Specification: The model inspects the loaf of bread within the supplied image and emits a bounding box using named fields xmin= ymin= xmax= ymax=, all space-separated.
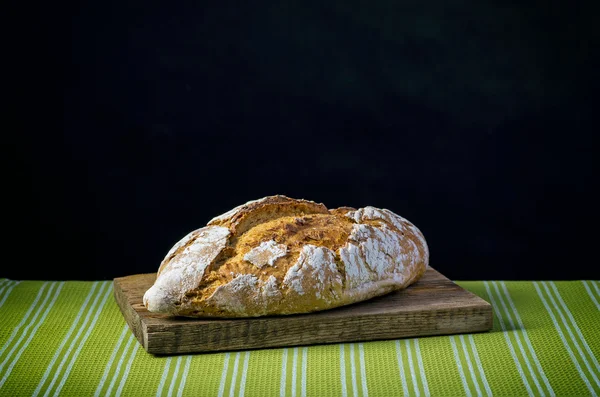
xmin=143 ymin=195 xmax=429 ymax=317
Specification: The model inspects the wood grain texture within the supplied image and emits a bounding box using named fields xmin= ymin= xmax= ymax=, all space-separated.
xmin=113 ymin=267 xmax=492 ymax=355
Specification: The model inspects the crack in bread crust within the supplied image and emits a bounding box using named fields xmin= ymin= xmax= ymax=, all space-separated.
xmin=208 ymin=195 xmax=329 ymax=237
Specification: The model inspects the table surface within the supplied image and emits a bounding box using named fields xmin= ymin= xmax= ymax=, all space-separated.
xmin=0 ymin=277 xmax=598 ymax=396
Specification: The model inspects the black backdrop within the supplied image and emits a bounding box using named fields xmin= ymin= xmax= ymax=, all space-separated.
xmin=7 ymin=2 xmax=598 ymax=281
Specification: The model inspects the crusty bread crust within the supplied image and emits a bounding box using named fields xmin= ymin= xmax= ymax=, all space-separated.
xmin=143 ymin=195 xmax=429 ymax=317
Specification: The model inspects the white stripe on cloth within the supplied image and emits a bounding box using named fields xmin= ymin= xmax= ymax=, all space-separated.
xmin=349 ymin=344 xmax=358 ymax=397
xmin=405 ymin=339 xmax=420 ymax=397
xmin=157 ymin=358 xmax=173 ymax=397
xmin=467 ymin=335 xmax=493 ymax=397
xmin=549 ymin=282 xmax=600 ymax=374
xmin=500 ymin=282 xmax=554 ymax=396
xmin=582 ymin=281 xmax=600 ymax=311
xmin=450 ymin=336 xmax=472 ymax=397
xmin=115 ymin=342 xmax=140 ymax=397
xmin=593 ymin=281 xmax=600 ymax=296
xmin=279 ymin=348 xmax=304 ymax=397
xmin=104 ymin=334 xmax=136 ymax=397
xmin=492 ymin=281 xmax=548 ymax=396
xmin=0 ymin=280 xmax=7 ymax=296
xmin=229 ymin=352 xmax=241 ymax=397
xmin=0 ymin=282 xmax=50 ymax=359
xmin=218 ymin=353 xmax=230 ymax=397
xmin=534 ymin=282 xmax=598 ymax=395
xmin=238 ymin=352 xmax=250 ymax=397
xmin=484 ymin=282 xmax=535 ymax=397
xmin=291 ymin=348 xmax=299 ymax=397
xmin=94 ymin=325 xmax=130 ymax=397
xmin=167 ymin=356 xmax=183 ymax=397
xmin=50 ymin=282 xmax=113 ymax=397
xmin=340 ymin=345 xmax=348 ymax=397
xmin=542 ymin=282 xmax=600 ymax=389
xmin=301 ymin=348 xmax=307 ymax=397
xmin=0 ymin=280 xmax=10 ymax=293
xmin=358 ymin=343 xmax=369 ymax=397
xmin=33 ymin=282 xmax=100 ymax=397
xmin=0 ymin=282 xmax=64 ymax=389
xmin=177 ymin=356 xmax=192 ymax=397
xmin=458 ymin=335 xmax=483 ymax=397
xmin=0 ymin=281 xmax=20 ymax=310
xmin=280 ymin=349 xmax=288 ymax=397
xmin=413 ymin=339 xmax=430 ymax=397
xmin=395 ymin=340 xmax=409 ymax=397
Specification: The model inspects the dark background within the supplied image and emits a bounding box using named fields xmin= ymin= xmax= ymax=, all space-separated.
xmin=7 ymin=2 xmax=598 ymax=281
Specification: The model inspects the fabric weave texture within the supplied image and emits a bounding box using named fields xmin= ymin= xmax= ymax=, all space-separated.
xmin=0 ymin=278 xmax=598 ymax=396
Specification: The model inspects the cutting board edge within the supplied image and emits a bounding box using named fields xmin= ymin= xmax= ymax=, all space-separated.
xmin=113 ymin=268 xmax=494 ymax=355
xmin=143 ymin=304 xmax=493 ymax=355
xmin=113 ymin=278 xmax=147 ymax=351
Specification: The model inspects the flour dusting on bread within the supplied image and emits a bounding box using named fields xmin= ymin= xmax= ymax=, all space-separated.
xmin=244 ymin=240 xmax=288 ymax=268
xmin=143 ymin=225 xmax=230 ymax=313
xmin=283 ymin=245 xmax=343 ymax=302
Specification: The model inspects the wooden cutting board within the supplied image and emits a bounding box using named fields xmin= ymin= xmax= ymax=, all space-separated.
xmin=113 ymin=267 xmax=492 ymax=355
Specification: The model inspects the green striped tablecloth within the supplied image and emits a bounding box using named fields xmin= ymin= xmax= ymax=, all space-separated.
xmin=0 ymin=278 xmax=598 ymax=396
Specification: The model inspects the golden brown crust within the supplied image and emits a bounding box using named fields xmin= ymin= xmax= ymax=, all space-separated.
xmin=328 ymin=206 xmax=357 ymax=216
xmin=143 ymin=195 xmax=429 ymax=317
